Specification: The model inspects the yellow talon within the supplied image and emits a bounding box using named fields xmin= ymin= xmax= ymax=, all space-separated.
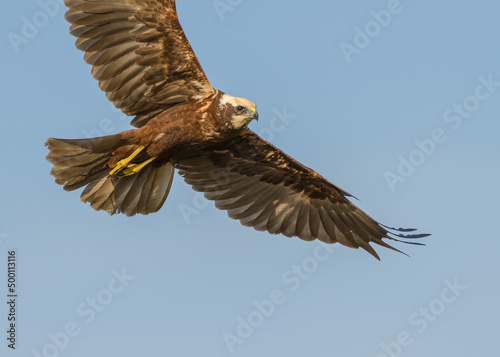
xmin=119 ymin=157 xmax=156 ymax=177
xmin=109 ymin=146 xmax=145 ymax=176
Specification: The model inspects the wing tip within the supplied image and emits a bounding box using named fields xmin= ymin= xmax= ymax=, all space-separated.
xmin=366 ymin=224 xmax=430 ymax=260
xmin=381 ymin=224 xmax=431 ymax=240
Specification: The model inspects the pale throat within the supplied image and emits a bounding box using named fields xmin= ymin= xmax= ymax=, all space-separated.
xmin=231 ymin=115 xmax=252 ymax=129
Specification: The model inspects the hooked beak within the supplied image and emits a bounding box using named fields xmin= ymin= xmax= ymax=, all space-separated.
xmin=250 ymin=107 xmax=259 ymax=121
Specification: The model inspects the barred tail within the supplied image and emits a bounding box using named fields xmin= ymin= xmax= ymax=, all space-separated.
xmin=45 ymin=135 xmax=174 ymax=216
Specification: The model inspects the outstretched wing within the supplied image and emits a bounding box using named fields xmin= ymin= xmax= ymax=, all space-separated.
xmin=64 ymin=0 xmax=214 ymax=127
xmin=172 ymin=130 xmax=428 ymax=260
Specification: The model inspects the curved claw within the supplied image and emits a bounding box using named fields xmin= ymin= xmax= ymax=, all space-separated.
xmin=109 ymin=146 xmax=145 ymax=176
xmin=118 ymin=157 xmax=156 ymax=177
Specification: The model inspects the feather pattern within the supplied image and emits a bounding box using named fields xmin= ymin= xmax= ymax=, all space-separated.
xmin=173 ymin=130 xmax=429 ymax=259
xmin=63 ymin=0 xmax=214 ymax=127
xmin=45 ymin=136 xmax=174 ymax=216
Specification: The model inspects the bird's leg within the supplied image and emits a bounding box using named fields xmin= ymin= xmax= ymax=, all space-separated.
xmin=109 ymin=146 xmax=145 ymax=176
xmin=119 ymin=157 xmax=157 ymax=177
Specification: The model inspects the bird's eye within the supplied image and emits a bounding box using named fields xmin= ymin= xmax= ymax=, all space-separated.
xmin=236 ymin=105 xmax=245 ymax=111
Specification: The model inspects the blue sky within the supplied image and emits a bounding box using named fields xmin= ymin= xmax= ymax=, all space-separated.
xmin=1 ymin=0 xmax=499 ymax=356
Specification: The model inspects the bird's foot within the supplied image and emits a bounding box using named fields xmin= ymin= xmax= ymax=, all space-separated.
xmin=119 ymin=157 xmax=156 ymax=177
xmin=109 ymin=146 xmax=145 ymax=176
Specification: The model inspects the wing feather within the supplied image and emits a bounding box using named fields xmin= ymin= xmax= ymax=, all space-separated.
xmin=267 ymin=194 xmax=295 ymax=234
xmin=84 ymin=42 xmax=140 ymax=66
xmin=279 ymin=196 xmax=303 ymax=237
xmin=173 ymin=130 xmax=429 ymax=259
xmin=308 ymin=204 xmax=321 ymax=238
xmin=293 ymin=200 xmax=309 ymax=239
xmin=231 ymin=184 xmax=277 ymax=220
xmin=297 ymin=204 xmax=315 ymax=241
xmin=63 ymin=0 xmax=214 ymax=127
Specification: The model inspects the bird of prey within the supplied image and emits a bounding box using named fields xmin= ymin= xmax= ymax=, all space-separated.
xmin=45 ymin=0 xmax=428 ymax=259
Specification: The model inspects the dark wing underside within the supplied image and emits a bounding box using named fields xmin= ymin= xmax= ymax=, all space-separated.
xmin=64 ymin=0 xmax=214 ymax=127
xmin=172 ymin=130 xmax=428 ymax=260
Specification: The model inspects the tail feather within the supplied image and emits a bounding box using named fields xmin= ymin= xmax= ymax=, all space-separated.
xmin=45 ymin=135 xmax=174 ymax=216
xmin=46 ymin=135 xmax=122 ymax=190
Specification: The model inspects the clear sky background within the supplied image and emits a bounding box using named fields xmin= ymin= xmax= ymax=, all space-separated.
xmin=1 ymin=0 xmax=499 ymax=356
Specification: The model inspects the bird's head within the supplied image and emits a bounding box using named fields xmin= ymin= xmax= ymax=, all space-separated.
xmin=219 ymin=94 xmax=259 ymax=130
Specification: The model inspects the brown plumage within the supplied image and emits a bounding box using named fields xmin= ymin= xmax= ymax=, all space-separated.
xmin=45 ymin=0 xmax=429 ymax=259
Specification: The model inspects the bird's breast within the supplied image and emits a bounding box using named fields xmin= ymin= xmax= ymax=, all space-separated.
xmin=138 ymin=108 xmax=241 ymax=159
